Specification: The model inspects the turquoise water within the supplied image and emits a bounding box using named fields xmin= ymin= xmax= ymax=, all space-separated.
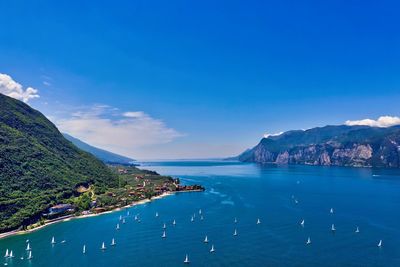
xmin=1 ymin=161 xmax=400 ymax=266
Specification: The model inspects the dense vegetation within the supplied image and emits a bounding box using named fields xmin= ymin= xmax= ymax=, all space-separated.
xmin=0 ymin=94 xmax=118 ymax=232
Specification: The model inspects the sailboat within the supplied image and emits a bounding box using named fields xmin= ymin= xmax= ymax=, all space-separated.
xmin=9 ymin=251 xmax=13 ymax=258
xmin=4 ymin=249 xmax=8 ymax=258
xmin=377 ymin=240 xmax=382 ymax=247
xmin=116 ymin=223 xmax=120 ymax=230
xmin=183 ymin=254 xmax=190 ymax=264
xmin=234 ymin=217 xmax=237 ymax=224
xmin=199 ymin=209 xmax=202 ymax=215
xmin=355 ymin=226 xmax=360 ymax=233
xmin=233 ymin=229 xmax=238 ymax=236
xmin=119 ymin=215 xmax=123 ymax=221
xmin=331 ymin=224 xmax=336 ymax=232
xmin=127 ymin=211 xmax=130 ymax=216
xmin=51 ymin=236 xmax=56 ymax=244
xmin=210 ymin=245 xmax=215 ymax=253
xmin=330 ymin=208 xmax=334 ymax=214
xmin=200 ymin=215 xmax=204 ymax=221
xmin=306 ymin=237 xmax=311 ymax=245
xmin=26 ymin=243 xmax=31 ymax=251
xmin=155 ymin=212 xmax=159 ymax=217
xmin=172 ymin=219 xmax=176 ymax=226
xmin=300 ymin=219 xmax=305 ymax=226
xmin=162 ymin=231 xmax=166 ymax=238
xmin=256 ymin=218 xmax=261 ymax=224
xmin=83 ymin=245 xmax=86 ymax=254
xmin=122 ymin=218 xmax=126 ymax=224
xmin=101 ymin=242 xmax=106 ymax=250
xmin=294 ymin=199 xmax=299 ymax=204
xmin=191 ymin=216 xmax=194 ymax=222
xmin=163 ymin=223 xmax=166 ymax=229
xmin=134 ymin=215 xmax=138 ymax=221
xmin=27 ymin=251 xmax=33 ymax=260
xmin=111 ymin=238 xmax=116 ymax=246
xmin=204 ymin=236 xmax=209 ymax=243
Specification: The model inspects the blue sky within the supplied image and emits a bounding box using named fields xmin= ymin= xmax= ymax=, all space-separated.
xmin=0 ymin=0 xmax=399 ymax=159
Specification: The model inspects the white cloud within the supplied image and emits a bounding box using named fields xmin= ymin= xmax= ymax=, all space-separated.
xmin=0 ymin=73 xmax=40 ymax=103
xmin=55 ymin=105 xmax=183 ymax=158
xmin=263 ymin=131 xmax=284 ymax=138
xmin=345 ymin=116 xmax=400 ymax=128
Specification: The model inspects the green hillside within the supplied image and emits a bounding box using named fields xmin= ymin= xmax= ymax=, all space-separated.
xmin=0 ymin=94 xmax=118 ymax=232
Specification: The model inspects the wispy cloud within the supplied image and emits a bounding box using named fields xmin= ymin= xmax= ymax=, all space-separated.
xmin=263 ymin=132 xmax=284 ymax=138
xmin=0 ymin=73 xmax=39 ymax=102
xmin=54 ymin=105 xmax=184 ymax=158
xmin=345 ymin=116 xmax=400 ymax=127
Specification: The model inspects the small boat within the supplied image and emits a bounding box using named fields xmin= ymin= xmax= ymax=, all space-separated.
xmin=204 ymin=236 xmax=209 ymax=243
xmin=172 ymin=219 xmax=176 ymax=226
xmin=355 ymin=226 xmax=360 ymax=233
xmin=306 ymin=237 xmax=311 ymax=245
xmin=377 ymin=240 xmax=382 ymax=247
xmin=163 ymin=223 xmax=166 ymax=229
xmin=155 ymin=212 xmax=159 ymax=217
xmin=111 ymin=238 xmax=116 ymax=246
xmin=60 ymin=240 xmax=66 ymax=244
xmin=101 ymin=242 xmax=106 ymax=250
xmin=4 ymin=249 xmax=8 ymax=258
xmin=199 ymin=209 xmax=202 ymax=215
xmin=26 ymin=243 xmax=31 ymax=251
xmin=116 ymin=223 xmax=120 ymax=230
xmin=300 ymin=219 xmax=305 ymax=226
xmin=122 ymin=218 xmax=126 ymax=224
xmin=83 ymin=245 xmax=86 ymax=254
xmin=294 ymin=199 xmax=299 ymax=204
xmin=183 ymin=254 xmax=190 ymax=264
xmin=162 ymin=231 xmax=166 ymax=238
xmin=27 ymin=251 xmax=33 ymax=260
xmin=233 ymin=229 xmax=238 ymax=236
xmin=9 ymin=251 xmax=13 ymax=258
xmin=330 ymin=208 xmax=334 ymax=214
xmin=191 ymin=216 xmax=194 ymax=222
xmin=127 ymin=211 xmax=130 ymax=216
xmin=20 ymin=257 xmax=24 ymax=260
xmin=134 ymin=215 xmax=138 ymax=221
xmin=210 ymin=244 xmax=215 ymax=253
xmin=256 ymin=218 xmax=261 ymax=224
xmin=119 ymin=215 xmax=123 ymax=221
xmin=331 ymin=224 xmax=336 ymax=232
xmin=234 ymin=217 xmax=237 ymax=223
xmin=51 ymin=236 xmax=56 ymax=244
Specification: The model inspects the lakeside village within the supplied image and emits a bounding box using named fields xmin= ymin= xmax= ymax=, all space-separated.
xmin=30 ymin=166 xmax=204 ymax=230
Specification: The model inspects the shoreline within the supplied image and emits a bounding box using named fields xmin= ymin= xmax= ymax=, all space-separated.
xmin=0 ymin=191 xmax=175 ymax=241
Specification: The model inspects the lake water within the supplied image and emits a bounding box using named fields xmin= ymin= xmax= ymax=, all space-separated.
xmin=1 ymin=161 xmax=400 ymax=266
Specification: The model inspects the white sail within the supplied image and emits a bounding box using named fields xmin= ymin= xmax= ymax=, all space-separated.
xmin=330 ymin=208 xmax=334 ymax=214
xmin=163 ymin=223 xmax=166 ymax=229
xmin=257 ymin=218 xmax=261 ymax=224
xmin=51 ymin=236 xmax=56 ymax=244
xmin=27 ymin=251 xmax=32 ymax=260
xmin=101 ymin=242 xmax=106 ymax=250
xmin=331 ymin=224 xmax=336 ymax=231
xmin=199 ymin=209 xmax=202 ymax=215
xmin=4 ymin=249 xmax=8 ymax=258
xmin=111 ymin=238 xmax=116 ymax=246
xmin=200 ymin=216 xmax=204 ymax=220
xmin=233 ymin=229 xmax=238 ymax=236
xmin=234 ymin=217 xmax=237 ymax=223
xmin=173 ymin=219 xmax=176 ymax=225
xmin=122 ymin=218 xmax=126 ymax=224
xmin=116 ymin=223 xmax=120 ymax=230
xmin=162 ymin=231 xmax=166 ymax=238
xmin=9 ymin=250 xmax=13 ymax=258
xmin=204 ymin=236 xmax=208 ymax=243
xmin=306 ymin=237 xmax=311 ymax=244
xmin=184 ymin=254 xmax=190 ymax=264
xmin=378 ymin=240 xmax=382 ymax=247
xmin=355 ymin=226 xmax=360 ymax=233
xmin=26 ymin=243 xmax=31 ymax=251
xmin=191 ymin=216 xmax=194 ymax=222
xmin=119 ymin=215 xmax=122 ymax=221
xmin=300 ymin=219 xmax=305 ymax=226
xmin=83 ymin=245 xmax=86 ymax=254
xmin=210 ymin=245 xmax=215 ymax=253
xmin=155 ymin=212 xmax=159 ymax=217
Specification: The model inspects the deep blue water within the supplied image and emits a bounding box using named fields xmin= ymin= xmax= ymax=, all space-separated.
xmin=1 ymin=161 xmax=400 ymax=266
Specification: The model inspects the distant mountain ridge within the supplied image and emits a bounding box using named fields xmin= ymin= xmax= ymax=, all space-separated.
xmin=236 ymin=125 xmax=400 ymax=168
xmin=63 ymin=133 xmax=135 ymax=165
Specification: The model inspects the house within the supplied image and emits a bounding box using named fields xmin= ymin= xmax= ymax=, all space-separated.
xmin=48 ymin=204 xmax=74 ymax=215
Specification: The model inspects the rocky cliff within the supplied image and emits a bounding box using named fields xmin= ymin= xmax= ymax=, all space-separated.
xmin=237 ymin=125 xmax=400 ymax=168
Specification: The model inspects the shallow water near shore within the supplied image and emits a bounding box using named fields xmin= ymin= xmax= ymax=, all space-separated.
xmin=1 ymin=161 xmax=400 ymax=266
